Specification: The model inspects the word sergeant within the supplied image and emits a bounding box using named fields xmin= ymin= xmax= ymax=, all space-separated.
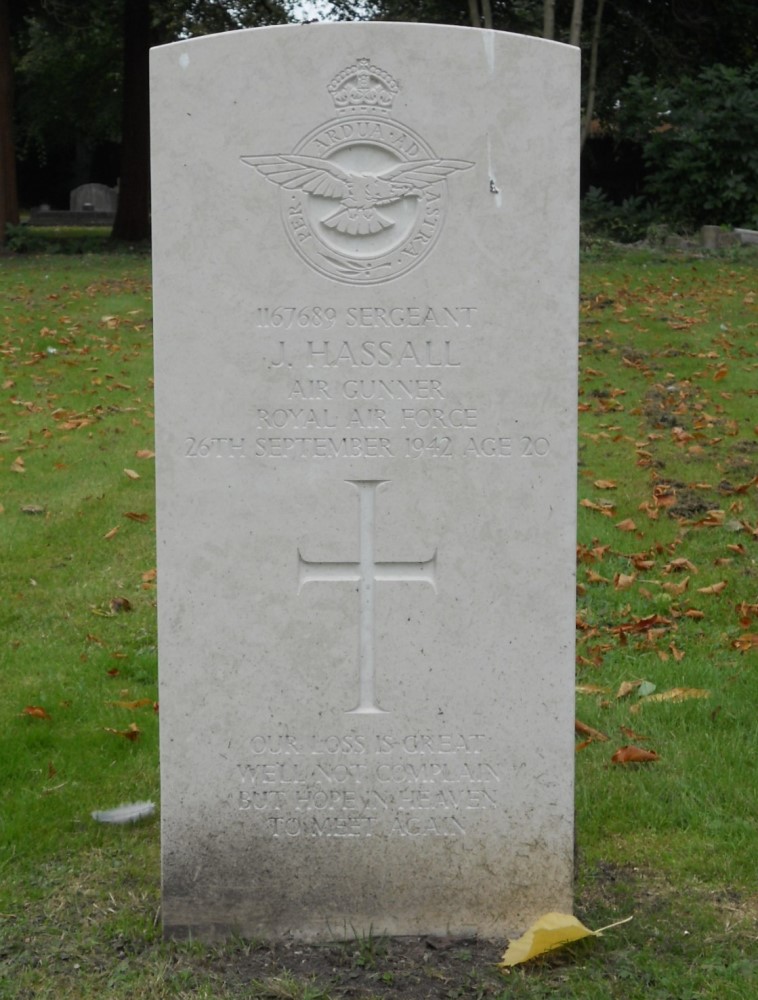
xmin=151 ymin=24 xmax=579 ymax=942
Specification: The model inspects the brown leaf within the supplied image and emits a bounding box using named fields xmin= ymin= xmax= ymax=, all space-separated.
xmin=616 ymin=680 xmax=641 ymax=700
xmin=615 ymin=518 xmax=637 ymax=532
xmin=662 ymin=576 xmax=690 ymax=597
xmin=104 ymin=722 xmax=141 ymax=741
xmin=594 ymin=480 xmax=617 ymax=490
xmin=611 ymin=745 xmax=660 ymax=764
xmin=732 ymin=634 xmax=758 ymax=651
xmin=620 ymin=726 xmax=650 ymax=741
xmin=576 ymin=684 xmax=611 ymax=695
xmin=123 ymin=511 xmax=149 ymax=523
xmin=580 ymin=498 xmax=615 ymax=517
xmin=108 ymin=698 xmax=155 ymax=710
xmin=664 ymin=557 xmax=698 ymax=574
xmin=22 ymin=705 xmax=51 ymax=720
xmin=123 ymin=468 xmax=140 ymax=480
xmin=697 ymin=581 xmax=727 ymax=595
xmin=104 ymin=525 xmax=120 ymax=540
xmin=612 ymin=614 xmax=671 ymax=636
xmin=614 ymin=572 xmax=637 ymax=590
xmin=135 ymin=449 xmax=155 ymax=459
xmin=110 ymin=597 xmax=132 ymax=614
xmin=11 ymin=456 xmax=26 ymax=473
xmin=575 ymin=720 xmax=609 ymax=742
xmin=141 ymin=568 xmax=157 ymax=583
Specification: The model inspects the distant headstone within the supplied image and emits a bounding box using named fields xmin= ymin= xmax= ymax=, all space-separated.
xmin=151 ymin=24 xmax=579 ymax=943
xmin=69 ymin=182 xmax=118 ymax=213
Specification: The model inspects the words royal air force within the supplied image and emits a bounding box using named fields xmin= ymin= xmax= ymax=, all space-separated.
xmin=184 ymin=303 xmax=553 ymax=462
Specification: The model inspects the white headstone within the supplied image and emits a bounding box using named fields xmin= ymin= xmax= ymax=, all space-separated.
xmin=151 ymin=23 xmax=579 ymax=942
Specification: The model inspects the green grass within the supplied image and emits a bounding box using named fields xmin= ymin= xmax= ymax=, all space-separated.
xmin=1 ymin=246 xmax=757 ymax=998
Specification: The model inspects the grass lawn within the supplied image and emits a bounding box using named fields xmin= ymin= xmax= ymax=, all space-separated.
xmin=0 ymin=244 xmax=756 ymax=998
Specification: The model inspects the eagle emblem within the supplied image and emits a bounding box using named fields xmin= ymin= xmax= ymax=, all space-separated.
xmin=240 ymin=58 xmax=476 ymax=285
xmin=241 ymin=154 xmax=472 ymax=238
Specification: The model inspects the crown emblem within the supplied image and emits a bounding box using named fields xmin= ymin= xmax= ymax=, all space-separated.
xmin=327 ymin=58 xmax=399 ymax=114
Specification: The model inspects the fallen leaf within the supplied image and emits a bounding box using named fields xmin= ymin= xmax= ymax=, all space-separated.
xmin=616 ymin=680 xmax=641 ymax=700
xmin=104 ymin=525 xmax=120 ymax=540
xmin=580 ymin=498 xmax=616 ymax=517
xmin=662 ymin=576 xmax=690 ymax=597
xmin=614 ymin=572 xmax=636 ymax=590
xmin=664 ymin=558 xmax=698 ymax=574
xmin=611 ymin=745 xmax=660 ymax=764
xmin=141 ymin=568 xmax=157 ymax=583
xmin=620 ymin=726 xmax=650 ymax=741
xmin=123 ymin=511 xmax=149 ymax=522
xmin=22 ymin=705 xmax=51 ymax=720
xmin=594 ymin=480 xmax=617 ymax=490
xmin=499 ymin=913 xmax=633 ymax=968
xmin=109 ymin=698 xmax=155 ymax=710
xmin=135 ymin=449 xmax=155 ymax=459
xmin=697 ymin=581 xmax=727 ymax=595
xmin=104 ymin=722 xmax=141 ymax=741
xmin=732 ymin=634 xmax=758 ymax=651
xmin=575 ymin=720 xmax=609 ymax=742
xmin=110 ymin=597 xmax=132 ymax=614
xmin=123 ymin=468 xmax=140 ymax=480
xmin=615 ymin=518 xmax=637 ymax=532
xmin=11 ymin=456 xmax=26 ymax=473
xmin=575 ymin=684 xmax=610 ymax=695
xmin=632 ymin=687 xmax=710 ymax=712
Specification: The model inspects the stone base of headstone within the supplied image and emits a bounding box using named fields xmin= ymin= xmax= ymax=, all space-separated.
xmin=28 ymin=209 xmax=115 ymax=227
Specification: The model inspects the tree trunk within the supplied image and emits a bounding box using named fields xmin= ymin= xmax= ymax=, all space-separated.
xmin=569 ymin=0 xmax=584 ymax=47
xmin=543 ymin=0 xmax=556 ymax=39
xmin=468 ymin=0 xmax=481 ymax=28
xmin=111 ymin=0 xmax=151 ymax=242
xmin=581 ymin=0 xmax=606 ymax=149
xmin=0 ymin=0 xmax=19 ymax=243
xmin=481 ymin=0 xmax=493 ymax=30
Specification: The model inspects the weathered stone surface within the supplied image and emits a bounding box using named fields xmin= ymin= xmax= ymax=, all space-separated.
xmin=151 ymin=23 xmax=579 ymax=942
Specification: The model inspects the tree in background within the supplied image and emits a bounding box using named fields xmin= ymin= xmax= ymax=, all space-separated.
xmin=4 ymin=0 xmax=291 ymax=244
xmin=4 ymin=0 xmax=758 ymax=242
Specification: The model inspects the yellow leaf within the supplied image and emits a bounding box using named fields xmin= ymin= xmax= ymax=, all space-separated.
xmin=498 ymin=913 xmax=632 ymax=968
xmin=632 ymin=687 xmax=710 ymax=712
xmin=123 ymin=468 xmax=141 ymax=480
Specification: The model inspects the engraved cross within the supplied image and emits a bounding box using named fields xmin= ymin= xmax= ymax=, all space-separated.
xmin=298 ymin=480 xmax=437 ymax=715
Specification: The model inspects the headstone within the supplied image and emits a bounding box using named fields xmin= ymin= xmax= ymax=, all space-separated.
xmin=69 ymin=182 xmax=118 ymax=213
xmin=151 ymin=24 xmax=579 ymax=942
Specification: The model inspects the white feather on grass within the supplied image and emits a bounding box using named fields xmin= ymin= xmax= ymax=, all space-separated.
xmin=91 ymin=801 xmax=156 ymax=824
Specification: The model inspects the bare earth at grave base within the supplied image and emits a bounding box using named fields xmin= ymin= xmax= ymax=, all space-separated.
xmin=207 ymin=935 xmax=508 ymax=997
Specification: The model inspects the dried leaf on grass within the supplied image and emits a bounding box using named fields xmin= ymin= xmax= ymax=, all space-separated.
xmin=104 ymin=722 xmax=141 ymax=741
xmin=499 ymin=913 xmax=633 ymax=968
xmin=575 ymin=720 xmax=609 ymax=742
xmin=630 ymin=687 xmax=710 ymax=714
xmin=697 ymin=581 xmax=728 ymax=595
xmin=611 ymin=745 xmax=660 ymax=764
xmin=21 ymin=705 xmax=51 ymax=720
